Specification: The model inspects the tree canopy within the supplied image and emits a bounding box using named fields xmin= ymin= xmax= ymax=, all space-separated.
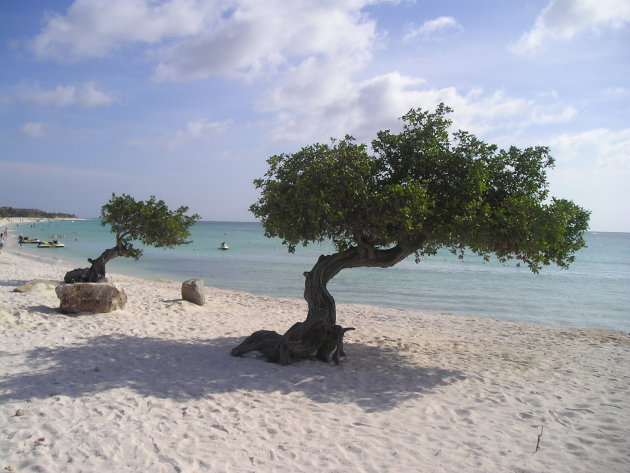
xmin=251 ymin=104 xmax=590 ymax=274
xmin=100 ymin=193 xmax=201 ymax=260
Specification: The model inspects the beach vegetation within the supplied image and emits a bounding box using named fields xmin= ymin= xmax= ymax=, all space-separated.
xmin=64 ymin=193 xmax=200 ymax=283
xmin=0 ymin=206 xmax=76 ymax=219
xmin=232 ymin=103 xmax=591 ymax=365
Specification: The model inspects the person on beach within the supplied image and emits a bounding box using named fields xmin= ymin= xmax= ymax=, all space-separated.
xmin=0 ymin=235 xmax=4 ymax=255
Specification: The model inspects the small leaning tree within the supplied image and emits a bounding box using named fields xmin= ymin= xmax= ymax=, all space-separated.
xmin=64 ymin=193 xmax=200 ymax=283
xmin=231 ymin=104 xmax=590 ymax=365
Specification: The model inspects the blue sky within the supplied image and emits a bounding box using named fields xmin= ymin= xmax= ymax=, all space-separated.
xmin=1 ymin=0 xmax=629 ymax=231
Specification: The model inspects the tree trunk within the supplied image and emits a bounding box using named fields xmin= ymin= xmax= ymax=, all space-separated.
xmin=64 ymin=246 xmax=130 ymax=283
xmin=231 ymin=244 xmax=411 ymax=365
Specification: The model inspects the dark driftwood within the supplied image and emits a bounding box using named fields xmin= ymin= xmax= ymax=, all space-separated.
xmin=231 ymin=244 xmax=411 ymax=365
xmin=64 ymin=247 xmax=130 ymax=283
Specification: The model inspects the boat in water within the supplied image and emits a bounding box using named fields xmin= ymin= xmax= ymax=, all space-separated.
xmin=37 ymin=240 xmax=65 ymax=248
xmin=218 ymin=241 xmax=229 ymax=250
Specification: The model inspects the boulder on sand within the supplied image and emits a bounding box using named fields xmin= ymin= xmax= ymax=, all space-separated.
xmin=181 ymin=279 xmax=205 ymax=306
xmin=55 ymin=283 xmax=127 ymax=314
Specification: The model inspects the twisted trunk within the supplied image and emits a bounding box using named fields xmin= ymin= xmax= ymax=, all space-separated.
xmin=231 ymin=244 xmax=411 ymax=365
xmin=64 ymin=246 xmax=132 ymax=283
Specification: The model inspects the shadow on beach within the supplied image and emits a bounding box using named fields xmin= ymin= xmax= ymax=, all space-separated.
xmin=0 ymin=334 xmax=464 ymax=412
xmin=0 ymin=279 xmax=40 ymax=288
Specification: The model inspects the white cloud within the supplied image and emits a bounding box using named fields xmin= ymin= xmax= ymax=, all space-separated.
xmin=511 ymin=0 xmax=630 ymax=55
xmin=167 ymin=118 xmax=232 ymax=148
xmin=547 ymin=128 xmax=630 ymax=169
xmin=25 ymin=1 xmax=380 ymax=142
xmin=153 ymin=0 xmax=377 ymax=82
xmin=30 ymin=0 xmax=219 ymax=60
xmin=403 ymin=16 xmax=462 ymax=41
xmin=528 ymin=105 xmax=577 ymax=125
xmin=22 ymin=1 xmax=587 ymax=151
xmin=17 ymin=82 xmax=116 ymax=108
xmin=129 ymin=118 xmax=233 ymax=149
xmin=261 ymin=67 xmax=581 ymax=143
xmin=19 ymin=121 xmax=54 ymax=138
xmin=28 ymin=0 xmax=378 ymax=85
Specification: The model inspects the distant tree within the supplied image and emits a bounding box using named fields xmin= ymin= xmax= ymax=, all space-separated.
xmin=0 ymin=206 xmax=76 ymax=219
xmin=232 ymin=104 xmax=590 ymax=365
xmin=64 ymin=193 xmax=200 ymax=283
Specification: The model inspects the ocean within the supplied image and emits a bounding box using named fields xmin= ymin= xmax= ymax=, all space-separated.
xmin=9 ymin=219 xmax=630 ymax=333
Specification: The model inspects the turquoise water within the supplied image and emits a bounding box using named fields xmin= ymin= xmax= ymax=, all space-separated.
xmin=8 ymin=219 xmax=630 ymax=332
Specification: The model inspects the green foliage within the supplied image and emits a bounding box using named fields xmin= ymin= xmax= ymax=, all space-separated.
xmin=0 ymin=206 xmax=76 ymax=219
xmin=250 ymin=104 xmax=590 ymax=273
xmin=100 ymin=193 xmax=201 ymax=260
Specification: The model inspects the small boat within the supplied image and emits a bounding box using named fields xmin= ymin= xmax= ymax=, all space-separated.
xmin=38 ymin=240 xmax=65 ymax=248
xmin=21 ymin=237 xmax=40 ymax=244
xmin=218 ymin=241 xmax=229 ymax=250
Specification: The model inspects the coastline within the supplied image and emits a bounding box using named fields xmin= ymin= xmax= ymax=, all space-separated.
xmin=1 ymin=217 xmax=86 ymax=225
xmin=5 ymin=219 xmax=630 ymax=334
xmin=1 ymin=239 xmax=630 ymax=472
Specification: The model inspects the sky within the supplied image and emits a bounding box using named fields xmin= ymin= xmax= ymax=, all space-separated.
xmin=1 ymin=0 xmax=629 ymax=231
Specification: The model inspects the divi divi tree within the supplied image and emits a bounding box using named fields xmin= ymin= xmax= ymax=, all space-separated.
xmin=64 ymin=193 xmax=200 ymax=283
xmin=232 ymin=104 xmax=590 ymax=365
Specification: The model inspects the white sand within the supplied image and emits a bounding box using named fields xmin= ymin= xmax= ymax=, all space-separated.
xmin=1 ymin=224 xmax=629 ymax=473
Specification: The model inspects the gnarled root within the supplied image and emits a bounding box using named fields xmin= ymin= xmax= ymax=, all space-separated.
xmin=231 ymin=323 xmax=355 ymax=365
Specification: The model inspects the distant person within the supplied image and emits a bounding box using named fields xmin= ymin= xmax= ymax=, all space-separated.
xmin=0 ymin=235 xmax=4 ymax=255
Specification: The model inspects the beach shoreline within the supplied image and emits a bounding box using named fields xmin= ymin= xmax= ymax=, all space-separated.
xmin=1 ymin=239 xmax=629 ymax=472
xmin=1 ymin=217 xmax=87 ymax=225
xmin=5 ymin=218 xmax=630 ymax=334
xmin=3 ymin=218 xmax=628 ymax=335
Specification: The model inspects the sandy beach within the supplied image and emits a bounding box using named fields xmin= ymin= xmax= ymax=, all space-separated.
xmin=1 ymin=224 xmax=629 ymax=473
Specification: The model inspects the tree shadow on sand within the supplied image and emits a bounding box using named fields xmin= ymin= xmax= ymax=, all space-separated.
xmin=0 ymin=334 xmax=464 ymax=412
xmin=0 ymin=279 xmax=33 ymax=288
xmin=26 ymin=304 xmax=60 ymax=315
